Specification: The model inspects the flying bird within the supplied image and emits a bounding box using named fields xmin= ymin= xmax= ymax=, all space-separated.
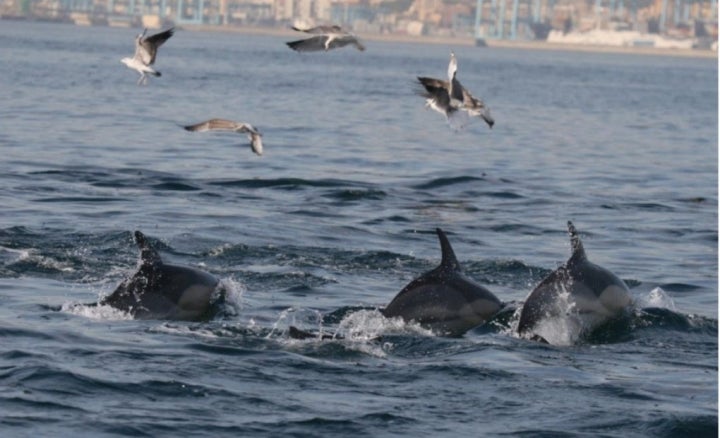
xmin=286 ymin=25 xmax=365 ymax=52
xmin=121 ymin=27 xmax=174 ymax=85
xmin=416 ymin=52 xmax=494 ymax=129
xmin=183 ymin=119 xmax=264 ymax=156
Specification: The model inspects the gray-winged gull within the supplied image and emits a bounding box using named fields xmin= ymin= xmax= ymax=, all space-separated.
xmin=416 ymin=52 xmax=494 ymax=129
xmin=121 ymin=27 xmax=174 ymax=85
xmin=286 ymin=25 xmax=365 ymax=52
xmin=183 ymin=119 xmax=264 ymax=156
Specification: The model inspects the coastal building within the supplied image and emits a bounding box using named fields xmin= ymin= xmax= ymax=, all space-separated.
xmin=1 ymin=0 xmax=716 ymax=47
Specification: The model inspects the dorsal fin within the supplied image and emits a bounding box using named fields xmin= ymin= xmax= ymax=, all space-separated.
xmin=567 ymin=221 xmax=587 ymax=264
xmin=134 ymin=231 xmax=162 ymax=266
xmin=436 ymin=228 xmax=461 ymax=272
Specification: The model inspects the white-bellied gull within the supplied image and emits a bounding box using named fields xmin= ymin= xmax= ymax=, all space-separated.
xmin=286 ymin=25 xmax=365 ymax=52
xmin=416 ymin=52 xmax=494 ymax=129
xmin=121 ymin=27 xmax=174 ymax=85
xmin=183 ymin=119 xmax=264 ymax=156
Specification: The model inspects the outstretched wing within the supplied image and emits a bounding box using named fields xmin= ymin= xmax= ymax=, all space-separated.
xmin=136 ymin=28 xmax=174 ymax=65
xmin=461 ymin=87 xmax=494 ymax=128
xmin=447 ymin=52 xmax=465 ymax=107
xmin=235 ymin=123 xmax=260 ymax=135
xmin=286 ymin=35 xmax=330 ymax=52
xmin=416 ymin=76 xmax=451 ymax=109
xmin=327 ymin=35 xmax=365 ymax=51
xmin=417 ymin=77 xmax=449 ymax=97
xmin=292 ymin=25 xmax=344 ymax=34
xmin=184 ymin=120 xmax=263 ymax=156
xmin=183 ymin=118 xmax=241 ymax=132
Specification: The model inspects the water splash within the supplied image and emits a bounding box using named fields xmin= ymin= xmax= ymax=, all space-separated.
xmin=270 ymin=307 xmax=437 ymax=357
xmin=336 ymin=309 xmax=432 ymax=341
xmin=12 ymin=247 xmax=75 ymax=273
xmin=508 ymin=280 xmax=596 ymax=346
xmin=638 ymin=287 xmax=677 ymax=311
xmin=216 ymin=276 xmax=246 ymax=317
xmin=61 ymin=302 xmax=133 ymax=320
xmin=268 ymin=307 xmax=326 ymax=339
xmin=207 ymin=243 xmax=232 ymax=257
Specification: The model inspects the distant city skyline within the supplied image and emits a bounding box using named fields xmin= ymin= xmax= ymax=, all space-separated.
xmin=1 ymin=0 xmax=717 ymax=43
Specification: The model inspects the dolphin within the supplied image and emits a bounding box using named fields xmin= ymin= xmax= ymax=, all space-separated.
xmin=517 ymin=221 xmax=632 ymax=341
xmin=101 ymin=231 xmax=225 ymax=320
xmin=381 ymin=228 xmax=503 ymax=336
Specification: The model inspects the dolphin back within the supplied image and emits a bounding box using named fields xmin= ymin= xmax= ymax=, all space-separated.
xmin=517 ymin=222 xmax=632 ymax=339
xmin=383 ymin=274 xmax=502 ymax=336
xmin=516 ymin=268 xmax=569 ymax=335
xmin=382 ymin=228 xmax=502 ymax=336
xmin=102 ymin=231 xmax=222 ymax=321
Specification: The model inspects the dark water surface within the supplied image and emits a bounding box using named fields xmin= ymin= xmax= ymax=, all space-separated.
xmin=0 ymin=22 xmax=717 ymax=436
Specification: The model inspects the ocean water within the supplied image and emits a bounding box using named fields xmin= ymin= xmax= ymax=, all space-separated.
xmin=0 ymin=21 xmax=717 ymax=436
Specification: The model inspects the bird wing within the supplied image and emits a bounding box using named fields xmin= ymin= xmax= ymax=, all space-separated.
xmin=137 ymin=28 xmax=174 ymax=65
xmin=416 ymin=76 xmax=470 ymax=129
xmin=416 ymin=78 xmax=453 ymax=120
xmin=248 ymin=132 xmax=263 ymax=156
xmin=327 ymin=34 xmax=365 ymax=51
xmin=447 ymin=52 xmax=458 ymax=81
xmin=183 ymin=119 xmax=240 ymax=132
xmin=461 ymin=87 xmax=494 ymax=128
xmin=416 ymin=77 xmax=451 ymax=107
xmin=417 ymin=77 xmax=449 ymax=95
xmin=292 ymin=25 xmax=344 ymax=34
xmin=286 ymin=35 xmax=330 ymax=52
xmin=447 ymin=53 xmax=464 ymax=107
xmin=235 ymin=123 xmax=259 ymax=134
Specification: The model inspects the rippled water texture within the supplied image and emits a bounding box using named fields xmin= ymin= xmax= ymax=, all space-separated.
xmin=0 ymin=22 xmax=717 ymax=436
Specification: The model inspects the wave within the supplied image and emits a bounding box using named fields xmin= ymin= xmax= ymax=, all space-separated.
xmin=207 ymin=177 xmax=353 ymax=190
xmin=33 ymin=196 xmax=130 ymax=203
xmin=150 ymin=181 xmax=201 ymax=191
xmin=323 ymin=188 xmax=387 ymax=202
xmin=412 ymin=175 xmax=486 ymax=190
xmin=644 ymin=415 xmax=719 ymax=437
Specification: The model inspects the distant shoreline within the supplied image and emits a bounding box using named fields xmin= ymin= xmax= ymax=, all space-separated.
xmin=183 ymin=24 xmax=718 ymax=59
xmin=2 ymin=17 xmax=715 ymax=59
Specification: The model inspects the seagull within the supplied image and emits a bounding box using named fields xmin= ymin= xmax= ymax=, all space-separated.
xmin=286 ymin=25 xmax=365 ymax=52
xmin=417 ymin=76 xmax=470 ymax=130
xmin=121 ymin=27 xmax=174 ymax=85
xmin=183 ymin=119 xmax=264 ymax=156
xmin=416 ymin=52 xmax=494 ymax=129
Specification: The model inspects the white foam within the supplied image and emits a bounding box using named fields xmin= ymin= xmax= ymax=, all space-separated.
xmin=218 ymin=276 xmax=246 ymax=315
xmin=337 ymin=309 xmax=433 ymax=340
xmin=639 ymin=287 xmax=676 ymax=311
xmin=208 ymin=243 xmax=232 ymax=257
xmin=16 ymin=248 xmax=75 ymax=272
xmin=267 ymin=307 xmax=325 ymax=339
xmin=508 ymin=281 xmax=592 ymax=346
xmin=527 ymin=313 xmax=583 ymax=346
xmin=61 ymin=302 xmax=133 ymax=320
xmin=273 ymin=307 xmax=436 ymax=357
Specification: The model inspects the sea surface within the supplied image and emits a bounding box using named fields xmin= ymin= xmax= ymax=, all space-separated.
xmin=0 ymin=21 xmax=717 ymax=436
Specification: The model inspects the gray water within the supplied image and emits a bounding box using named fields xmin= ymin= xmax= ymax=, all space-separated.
xmin=0 ymin=21 xmax=717 ymax=436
